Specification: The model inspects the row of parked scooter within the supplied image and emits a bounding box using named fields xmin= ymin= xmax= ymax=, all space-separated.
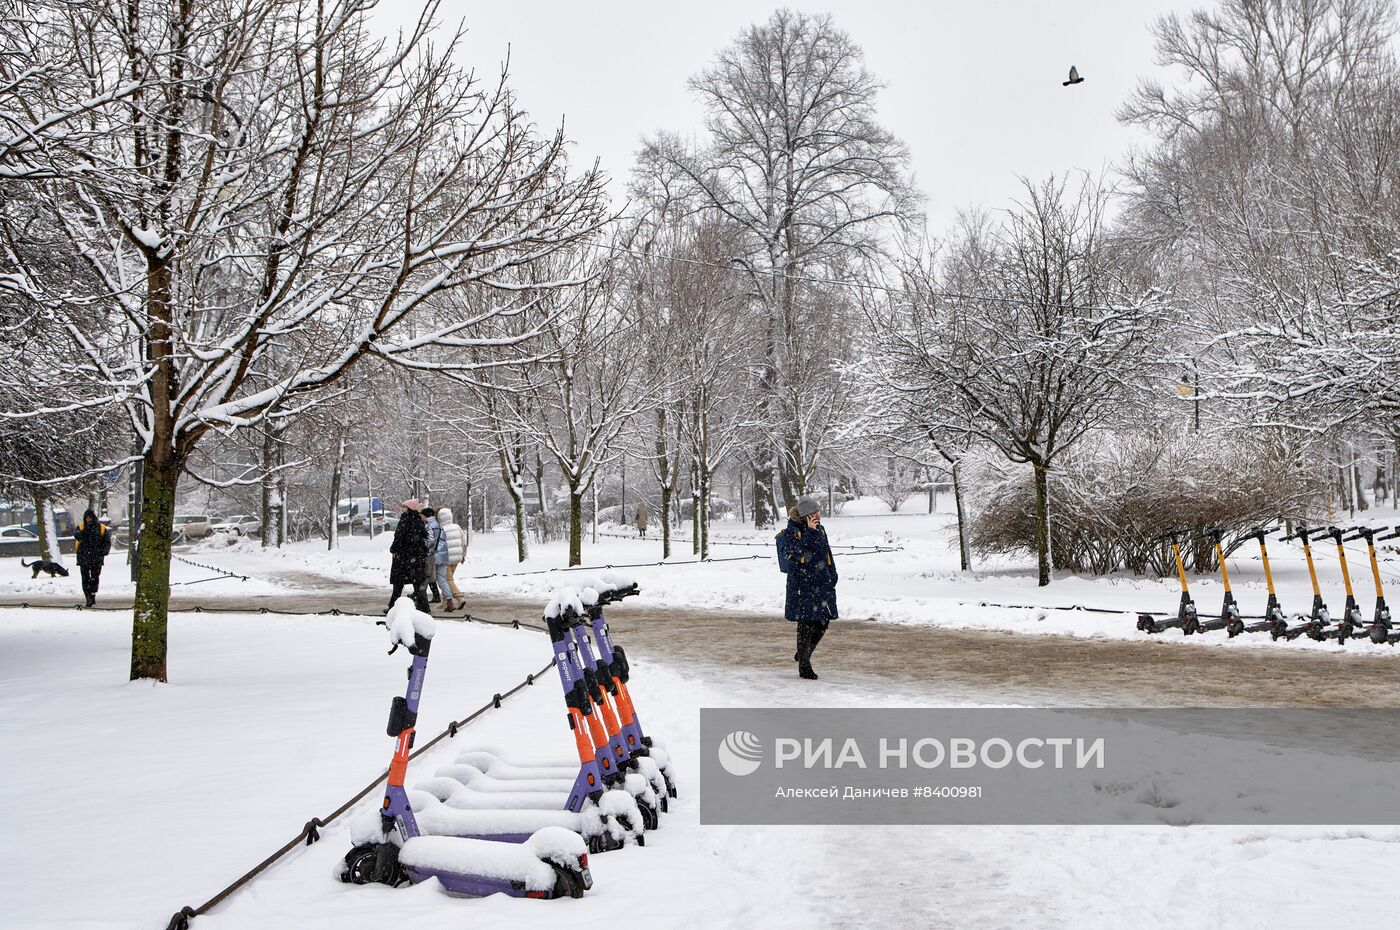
xmin=1137 ymin=524 xmax=1400 ymax=644
xmin=336 ymin=572 xmax=671 ymax=900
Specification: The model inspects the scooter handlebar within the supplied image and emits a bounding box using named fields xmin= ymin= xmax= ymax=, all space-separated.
xmin=1377 ymin=526 xmax=1400 ymax=542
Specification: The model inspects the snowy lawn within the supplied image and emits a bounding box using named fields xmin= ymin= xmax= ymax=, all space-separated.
xmin=120 ymin=498 xmax=1400 ymax=653
xmin=3 ymin=607 xmax=1400 ymax=929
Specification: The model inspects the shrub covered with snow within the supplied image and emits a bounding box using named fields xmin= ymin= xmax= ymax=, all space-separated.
xmin=968 ymin=432 xmax=1326 ymax=576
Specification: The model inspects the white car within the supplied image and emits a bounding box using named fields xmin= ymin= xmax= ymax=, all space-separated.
xmin=0 ymin=525 xmax=38 ymax=539
xmin=212 ymin=514 xmax=261 ymax=537
xmin=172 ymin=514 xmax=213 ymax=539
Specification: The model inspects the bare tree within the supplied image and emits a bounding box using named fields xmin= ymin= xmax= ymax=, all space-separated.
xmin=503 ymin=250 xmax=658 ymax=566
xmin=0 ymin=0 xmax=607 ymax=680
xmin=874 ymin=177 xmax=1164 ymax=585
xmin=645 ymin=9 xmax=916 ymax=526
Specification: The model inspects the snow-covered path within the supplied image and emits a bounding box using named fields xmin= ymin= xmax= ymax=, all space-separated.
xmin=5 ymin=584 xmax=1397 ymax=707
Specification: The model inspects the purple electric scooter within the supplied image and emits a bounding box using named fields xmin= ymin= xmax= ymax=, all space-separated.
xmin=584 ymin=573 xmax=678 ymax=799
xmin=337 ymin=600 xmax=593 ymax=899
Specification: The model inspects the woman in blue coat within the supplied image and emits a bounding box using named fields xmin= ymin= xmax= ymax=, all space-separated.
xmin=780 ymin=495 xmax=838 ymax=679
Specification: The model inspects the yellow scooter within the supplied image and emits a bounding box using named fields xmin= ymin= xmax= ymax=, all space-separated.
xmin=1234 ymin=527 xmax=1289 ymax=638
xmin=1138 ymin=529 xmax=1200 ymax=634
xmin=1195 ymin=527 xmax=1242 ymax=636
xmin=1314 ymin=526 xmax=1367 ymax=644
xmin=1277 ymin=526 xmax=1331 ymax=640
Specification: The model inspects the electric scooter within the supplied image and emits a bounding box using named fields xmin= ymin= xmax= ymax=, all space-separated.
xmin=425 ymin=587 xmax=660 ymax=831
xmin=337 ymin=599 xmax=593 ymax=898
xmin=1194 ymin=527 xmax=1243 ymax=635
xmin=1348 ymin=525 xmax=1399 ymax=644
xmin=1313 ymin=526 xmax=1367 ymax=644
xmin=1277 ymin=526 xmax=1332 ymax=640
xmin=1233 ymin=527 xmax=1290 ymax=638
xmin=1138 ymin=530 xmax=1200 ymax=634
xmin=449 ymin=575 xmax=678 ymax=802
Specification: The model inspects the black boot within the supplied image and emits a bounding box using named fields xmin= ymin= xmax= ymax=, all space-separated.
xmin=796 ymin=624 xmax=818 ymax=679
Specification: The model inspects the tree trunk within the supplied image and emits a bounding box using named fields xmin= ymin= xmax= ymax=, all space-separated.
xmin=260 ymin=427 xmax=274 ymax=549
xmin=660 ymin=485 xmax=672 ymax=559
xmin=534 ymin=454 xmax=547 ymax=542
xmin=952 ymin=460 xmax=971 ymax=572
xmin=752 ymin=447 xmax=775 ymax=528
xmin=327 ymin=433 xmax=344 ymax=551
xmin=131 ymin=451 xmax=179 ymax=681
xmin=698 ymin=462 xmax=711 ymax=560
xmin=568 ymin=487 xmax=583 ymax=566
xmin=690 ymin=467 xmax=700 ymax=556
xmin=32 ymin=487 xmax=61 ymax=564
xmin=1352 ymin=445 xmax=1368 ymax=512
xmin=1033 ymin=462 xmax=1050 ymax=586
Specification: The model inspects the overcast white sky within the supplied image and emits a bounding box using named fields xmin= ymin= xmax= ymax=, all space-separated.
xmin=373 ymin=1 xmax=1198 ymax=233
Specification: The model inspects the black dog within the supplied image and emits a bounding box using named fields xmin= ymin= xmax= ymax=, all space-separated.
xmin=21 ymin=558 xmax=70 ymax=579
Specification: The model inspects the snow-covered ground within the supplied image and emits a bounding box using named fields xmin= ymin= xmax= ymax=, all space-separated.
xmin=3 ymin=606 xmax=1398 ymax=930
xmin=20 ymin=496 xmax=1389 ymax=653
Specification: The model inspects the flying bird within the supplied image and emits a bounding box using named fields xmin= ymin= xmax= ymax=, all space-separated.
xmin=1063 ymin=66 xmax=1084 ymax=86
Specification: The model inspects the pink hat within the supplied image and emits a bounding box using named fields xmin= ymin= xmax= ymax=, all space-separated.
xmin=403 ymin=498 xmax=422 ymax=511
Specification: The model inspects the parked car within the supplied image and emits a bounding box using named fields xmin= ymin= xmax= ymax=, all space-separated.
xmin=337 ymin=497 xmax=393 ymax=533
xmin=172 ymin=514 xmax=213 ymax=539
xmin=211 ymin=514 xmax=262 ymax=537
xmin=0 ymin=525 xmax=37 ymax=539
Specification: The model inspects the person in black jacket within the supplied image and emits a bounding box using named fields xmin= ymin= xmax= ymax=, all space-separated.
xmin=780 ymin=495 xmax=838 ymax=679
xmin=72 ymin=509 xmax=112 ymax=607
xmin=387 ymin=498 xmax=430 ymax=613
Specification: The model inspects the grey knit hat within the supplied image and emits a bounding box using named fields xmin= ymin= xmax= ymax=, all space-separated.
xmin=796 ymin=495 xmax=821 ymax=518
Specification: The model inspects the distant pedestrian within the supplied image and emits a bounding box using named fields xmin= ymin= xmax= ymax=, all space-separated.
xmin=777 ymin=495 xmax=838 ymax=680
xmin=636 ymin=500 xmax=649 ymax=539
xmin=72 ymin=509 xmax=111 ymax=607
xmin=387 ymin=498 xmax=430 ymax=613
xmin=421 ymin=507 xmax=443 ymax=605
xmin=438 ymin=507 xmax=467 ymax=610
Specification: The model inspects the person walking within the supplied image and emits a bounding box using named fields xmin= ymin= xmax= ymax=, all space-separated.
xmin=778 ymin=495 xmax=838 ymax=680
xmin=635 ymin=500 xmax=649 ymax=539
xmin=438 ymin=507 xmax=467 ymax=610
xmin=72 ymin=509 xmax=111 ymax=607
xmin=421 ymin=507 xmax=443 ymax=605
xmin=387 ymin=498 xmax=430 ymax=613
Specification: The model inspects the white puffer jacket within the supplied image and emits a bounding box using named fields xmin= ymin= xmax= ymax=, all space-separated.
xmin=438 ymin=508 xmax=467 ymax=565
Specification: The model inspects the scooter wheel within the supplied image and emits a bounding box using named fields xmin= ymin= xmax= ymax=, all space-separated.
xmin=587 ymin=834 xmax=604 ymax=855
xmin=340 ymin=844 xmax=380 ymax=885
xmin=550 ymin=864 xmax=588 ymax=899
xmin=1226 ymin=621 xmax=1244 ymax=638
xmin=658 ymin=794 xmax=669 ymax=814
xmin=638 ymin=800 xmax=659 ymax=832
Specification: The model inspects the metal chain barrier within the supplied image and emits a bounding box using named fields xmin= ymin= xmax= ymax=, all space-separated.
xmin=162 ymin=657 xmax=553 ymax=930
xmin=170 ymin=554 xmax=249 ymax=585
xmin=591 ymin=529 xmax=904 ymax=552
xmin=461 ymin=544 xmax=903 ymax=580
